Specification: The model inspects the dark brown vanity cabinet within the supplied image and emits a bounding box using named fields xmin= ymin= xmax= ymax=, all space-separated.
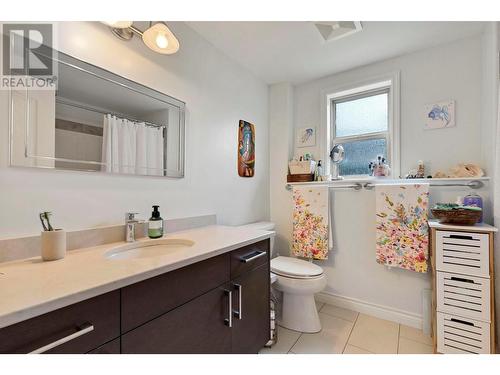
xmin=0 ymin=291 xmax=120 ymax=354
xmin=122 ymin=285 xmax=233 ymax=353
xmin=231 ymin=264 xmax=270 ymax=353
xmin=122 ymin=239 xmax=270 ymax=354
xmin=0 ymin=239 xmax=270 ymax=354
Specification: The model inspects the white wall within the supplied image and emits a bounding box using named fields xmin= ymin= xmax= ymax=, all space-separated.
xmin=269 ymin=83 xmax=294 ymax=254
xmin=272 ymin=34 xmax=496 ymax=324
xmin=490 ymin=21 xmax=500 ymax=350
xmin=294 ymin=35 xmax=485 ymax=179
xmin=0 ymin=22 xmax=269 ymax=237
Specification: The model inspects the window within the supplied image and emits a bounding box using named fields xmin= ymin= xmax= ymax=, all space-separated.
xmin=326 ymin=77 xmax=398 ymax=178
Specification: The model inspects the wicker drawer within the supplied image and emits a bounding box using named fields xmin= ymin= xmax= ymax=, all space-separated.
xmin=437 ymin=271 xmax=490 ymax=322
xmin=436 ymin=230 xmax=489 ymax=277
xmin=437 ymin=312 xmax=491 ymax=354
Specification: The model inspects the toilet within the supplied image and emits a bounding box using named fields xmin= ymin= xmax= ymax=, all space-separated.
xmin=239 ymin=221 xmax=327 ymax=333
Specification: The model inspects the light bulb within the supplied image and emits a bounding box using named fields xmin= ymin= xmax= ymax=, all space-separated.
xmin=142 ymin=23 xmax=179 ymax=54
xmin=155 ymin=33 xmax=169 ymax=49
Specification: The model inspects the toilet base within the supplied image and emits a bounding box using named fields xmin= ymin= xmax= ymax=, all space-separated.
xmin=279 ymin=293 xmax=321 ymax=333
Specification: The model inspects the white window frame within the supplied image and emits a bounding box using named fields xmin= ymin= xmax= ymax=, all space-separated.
xmin=320 ymin=71 xmax=400 ymax=179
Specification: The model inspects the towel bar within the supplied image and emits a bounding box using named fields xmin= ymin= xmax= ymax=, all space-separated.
xmin=285 ymin=179 xmax=484 ymax=191
xmin=363 ymin=180 xmax=483 ymax=190
xmin=285 ymin=183 xmax=363 ymax=191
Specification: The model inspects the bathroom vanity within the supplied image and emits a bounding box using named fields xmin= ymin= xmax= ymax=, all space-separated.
xmin=0 ymin=226 xmax=272 ymax=354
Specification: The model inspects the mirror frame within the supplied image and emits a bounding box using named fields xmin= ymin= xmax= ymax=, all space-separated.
xmin=9 ymin=50 xmax=186 ymax=178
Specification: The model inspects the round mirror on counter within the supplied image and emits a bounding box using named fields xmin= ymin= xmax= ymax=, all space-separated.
xmin=329 ymin=143 xmax=345 ymax=180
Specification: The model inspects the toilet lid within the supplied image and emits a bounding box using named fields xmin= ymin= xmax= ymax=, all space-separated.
xmin=271 ymin=256 xmax=324 ymax=278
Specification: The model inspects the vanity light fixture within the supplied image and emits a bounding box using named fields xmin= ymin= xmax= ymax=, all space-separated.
xmin=103 ymin=21 xmax=180 ymax=55
xmin=142 ymin=22 xmax=180 ymax=54
xmin=102 ymin=21 xmax=133 ymax=29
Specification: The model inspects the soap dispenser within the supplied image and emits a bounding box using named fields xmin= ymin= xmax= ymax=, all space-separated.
xmin=148 ymin=205 xmax=164 ymax=239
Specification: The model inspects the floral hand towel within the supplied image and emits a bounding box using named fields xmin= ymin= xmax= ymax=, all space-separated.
xmin=375 ymin=183 xmax=429 ymax=273
xmin=292 ymin=186 xmax=329 ymax=260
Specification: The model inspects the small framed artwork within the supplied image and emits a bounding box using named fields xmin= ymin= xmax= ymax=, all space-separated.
xmin=424 ymin=100 xmax=455 ymax=130
xmin=297 ymin=127 xmax=316 ymax=147
xmin=238 ymin=120 xmax=255 ymax=177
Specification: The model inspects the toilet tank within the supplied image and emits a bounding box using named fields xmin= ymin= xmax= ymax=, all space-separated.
xmin=238 ymin=221 xmax=276 ymax=257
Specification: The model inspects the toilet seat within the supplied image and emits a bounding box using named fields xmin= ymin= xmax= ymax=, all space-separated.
xmin=271 ymin=256 xmax=324 ymax=279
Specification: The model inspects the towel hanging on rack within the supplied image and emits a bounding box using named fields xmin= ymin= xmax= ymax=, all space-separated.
xmin=291 ymin=186 xmax=329 ymax=260
xmin=375 ymin=183 xmax=429 ymax=273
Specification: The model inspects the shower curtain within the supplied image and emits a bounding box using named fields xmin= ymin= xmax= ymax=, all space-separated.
xmin=101 ymin=114 xmax=164 ymax=175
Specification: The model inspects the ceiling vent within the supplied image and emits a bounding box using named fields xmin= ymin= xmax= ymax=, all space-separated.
xmin=314 ymin=21 xmax=362 ymax=42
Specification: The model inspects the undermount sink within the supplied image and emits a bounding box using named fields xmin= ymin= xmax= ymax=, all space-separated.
xmin=105 ymin=238 xmax=195 ymax=260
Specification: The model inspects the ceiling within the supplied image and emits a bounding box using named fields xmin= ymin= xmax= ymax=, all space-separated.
xmin=185 ymin=21 xmax=486 ymax=84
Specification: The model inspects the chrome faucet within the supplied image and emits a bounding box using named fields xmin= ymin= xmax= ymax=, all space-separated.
xmin=125 ymin=212 xmax=143 ymax=242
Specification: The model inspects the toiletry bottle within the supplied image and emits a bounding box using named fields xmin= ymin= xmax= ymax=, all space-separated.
xmin=148 ymin=205 xmax=164 ymax=239
xmin=416 ymin=160 xmax=425 ymax=178
xmin=316 ymin=160 xmax=323 ymax=181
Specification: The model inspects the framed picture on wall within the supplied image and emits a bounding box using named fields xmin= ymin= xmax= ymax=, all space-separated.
xmin=424 ymin=100 xmax=455 ymax=130
xmin=238 ymin=120 xmax=255 ymax=177
xmin=296 ymin=127 xmax=316 ymax=147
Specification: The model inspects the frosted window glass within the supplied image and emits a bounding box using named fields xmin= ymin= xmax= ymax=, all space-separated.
xmin=335 ymin=92 xmax=388 ymax=137
xmin=339 ymin=138 xmax=386 ymax=176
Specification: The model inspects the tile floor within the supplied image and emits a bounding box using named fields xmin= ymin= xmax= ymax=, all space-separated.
xmin=260 ymin=301 xmax=433 ymax=354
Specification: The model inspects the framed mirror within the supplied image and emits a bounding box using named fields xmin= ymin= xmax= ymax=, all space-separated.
xmin=9 ymin=50 xmax=186 ymax=178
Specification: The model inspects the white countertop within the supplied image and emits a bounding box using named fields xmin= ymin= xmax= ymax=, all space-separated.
xmin=0 ymin=225 xmax=274 ymax=329
xmin=428 ymin=220 xmax=498 ymax=233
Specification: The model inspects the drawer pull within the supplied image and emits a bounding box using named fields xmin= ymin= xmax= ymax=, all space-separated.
xmin=224 ymin=289 xmax=233 ymax=328
xmin=233 ymin=283 xmax=243 ymax=320
xmin=448 ymin=234 xmax=474 ymax=240
xmin=239 ymin=251 xmax=266 ymax=263
xmin=450 ymin=276 xmax=474 ymax=283
xmin=29 ymin=323 xmax=94 ymax=354
xmin=450 ymin=318 xmax=475 ymax=327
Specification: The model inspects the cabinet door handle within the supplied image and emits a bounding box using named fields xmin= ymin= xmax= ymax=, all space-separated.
xmin=233 ymin=284 xmax=243 ymax=320
xmin=239 ymin=250 xmax=266 ymax=263
xmin=223 ymin=289 xmax=232 ymax=328
xmin=29 ymin=323 xmax=94 ymax=354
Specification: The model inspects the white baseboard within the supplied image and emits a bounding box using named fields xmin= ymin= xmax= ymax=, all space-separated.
xmin=315 ymin=291 xmax=422 ymax=329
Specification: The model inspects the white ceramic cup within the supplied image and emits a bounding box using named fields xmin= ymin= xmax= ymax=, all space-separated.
xmin=41 ymin=229 xmax=67 ymax=261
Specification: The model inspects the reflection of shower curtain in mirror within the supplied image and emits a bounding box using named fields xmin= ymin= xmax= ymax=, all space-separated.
xmin=101 ymin=114 xmax=164 ymax=175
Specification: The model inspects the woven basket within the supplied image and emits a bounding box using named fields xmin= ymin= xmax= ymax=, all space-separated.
xmin=431 ymin=208 xmax=481 ymax=225
xmin=287 ymin=173 xmax=314 ymax=182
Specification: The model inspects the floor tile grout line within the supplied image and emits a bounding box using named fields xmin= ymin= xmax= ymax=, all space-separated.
xmin=399 ymin=336 xmax=434 ymax=347
xmin=287 ymin=331 xmax=304 ymax=354
xmin=344 ymin=343 xmax=375 ymax=354
xmin=399 ymin=328 xmax=433 ymax=347
xmin=318 ymin=310 xmax=358 ymax=324
xmin=397 ymin=324 xmax=401 ymax=354
xmin=286 ymin=303 xmax=335 ymax=354
xmin=341 ymin=312 xmax=359 ymax=354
